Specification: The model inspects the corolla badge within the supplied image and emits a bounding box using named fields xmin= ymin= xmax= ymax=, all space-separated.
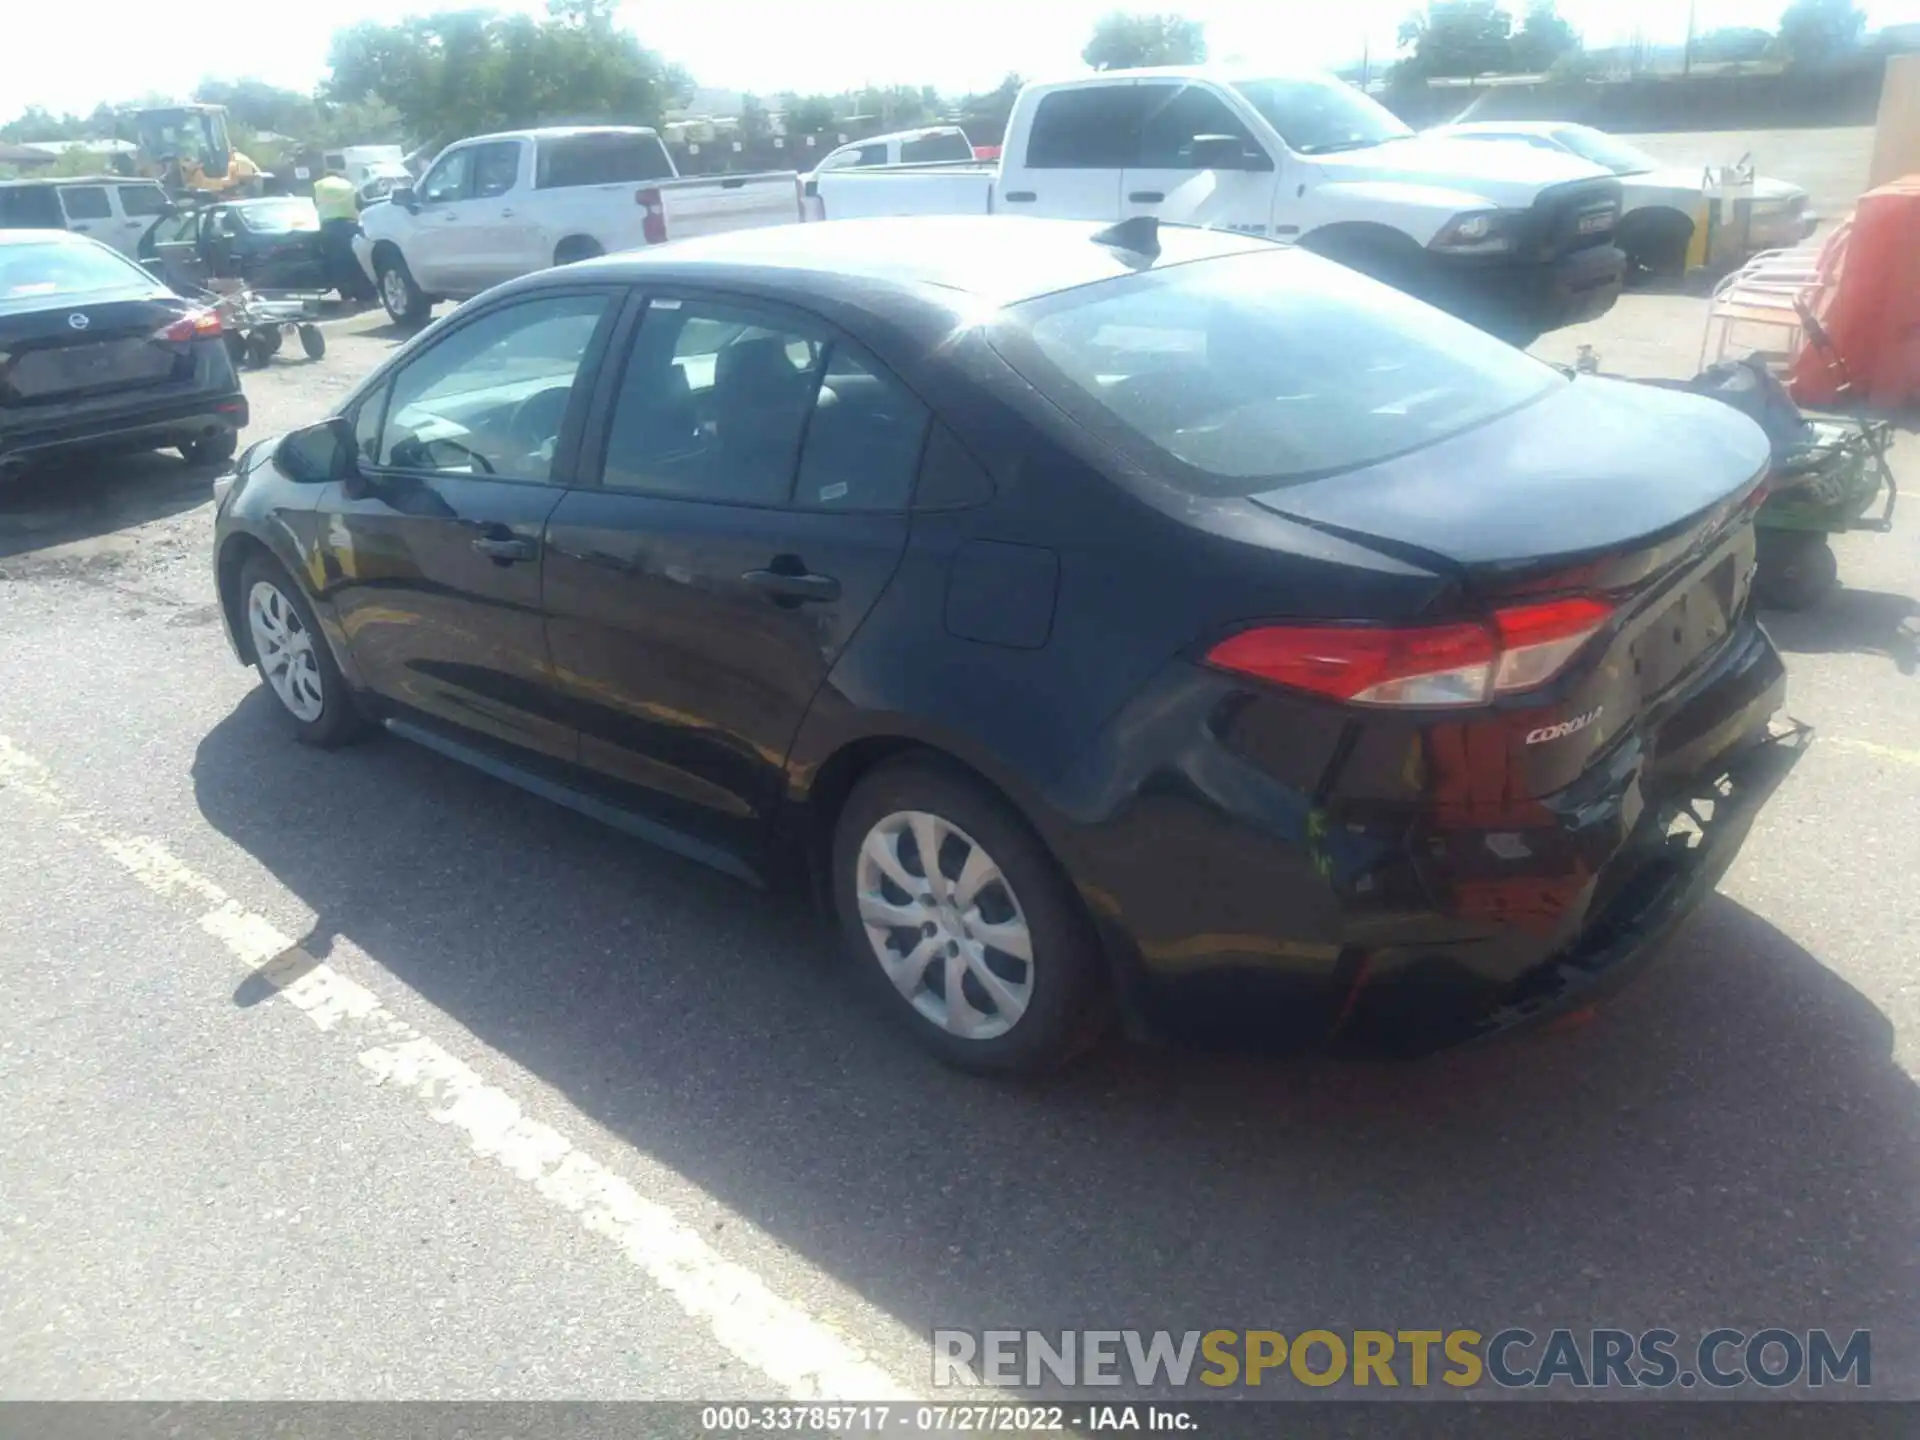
xmin=1526 ymin=706 xmax=1603 ymax=745
xmin=67 ymin=313 xmax=90 ymax=330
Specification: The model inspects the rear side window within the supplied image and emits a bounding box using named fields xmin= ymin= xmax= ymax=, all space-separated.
xmin=1025 ymin=87 xmax=1144 ymax=169
xmin=900 ymin=131 xmax=973 ymax=164
xmin=536 ymin=132 xmax=674 ymax=189
xmin=997 ymin=248 xmax=1562 ymax=494
xmin=0 ymin=186 xmax=63 ymax=228
xmin=117 ymin=185 xmax=170 ymax=217
xmin=58 ymin=186 xmax=112 ymax=221
xmin=793 ymin=345 xmax=929 ymax=511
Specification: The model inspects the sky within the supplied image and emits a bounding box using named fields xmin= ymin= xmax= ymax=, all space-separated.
xmin=6 ymin=0 xmax=1920 ymax=119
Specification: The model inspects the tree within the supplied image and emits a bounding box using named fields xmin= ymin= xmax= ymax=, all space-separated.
xmin=785 ymin=95 xmax=837 ymax=133
xmin=1692 ymin=25 xmax=1775 ymax=63
xmin=326 ymin=2 xmax=677 ymax=152
xmin=0 ymin=106 xmax=90 ymax=142
xmin=1510 ymin=1 xmax=1580 ymax=73
xmin=1082 ymin=12 xmax=1207 ymax=71
xmin=193 ymin=78 xmax=318 ymax=139
xmin=1778 ymin=0 xmax=1866 ymax=63
xmin=1395 ymin=1 xmax=1515 ymax=78
xmin=738 ymin=94 xmax=770 ymax=143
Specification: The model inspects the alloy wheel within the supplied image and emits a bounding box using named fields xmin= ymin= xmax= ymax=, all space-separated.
xmin=380 ymin=267 xmax=409 ymax=318
xmin=247 ymin=580 xmax=325 ymax=723
xmin=855 ymin=810 xmax=1034 ymax=1041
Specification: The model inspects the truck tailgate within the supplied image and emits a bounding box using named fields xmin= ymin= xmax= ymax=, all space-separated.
xmin=810 ymin=167 xmax=997 ymax=220
xmin=658 ymin=173 xmax=803 ymax=241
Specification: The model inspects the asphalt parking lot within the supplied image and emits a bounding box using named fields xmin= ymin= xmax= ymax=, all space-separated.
xmin=3 ymin=128 xmax=1918 ymax=1405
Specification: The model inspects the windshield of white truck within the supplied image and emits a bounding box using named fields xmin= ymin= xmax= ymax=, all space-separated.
xmin=1232 ymin=77 xmax=1414 ymax=156
xmin=1553 ymin=126 xmax=1661 ymax=176
xmin=536 ymin=133 xmax=675 ymax=189
xmin=996 ymin=246 xmax=1559 ymax=493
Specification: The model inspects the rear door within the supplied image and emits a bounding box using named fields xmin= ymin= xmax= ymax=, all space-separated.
xmin=1124 ymin=82 xmax=1277 ymax=234
xmin=1000 ymin=83 xmax=1138 ymax=219
xmin=542 ymin=292 xmax=926 ymax=852
xmin=54 ymin=185 xmax=115 ymax=247
xmin=321 ymin=286 xmax=620 ymax=764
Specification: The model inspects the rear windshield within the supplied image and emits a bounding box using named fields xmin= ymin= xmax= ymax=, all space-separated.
xmin=0 ymin=238 xmax=149 ymax=301
xmin=995 ymin=247 xmax=1561 ymax=494
xmin=900 ymin=130 xmax=973 ymax=164
xmin=536 ymin=132 xmax=674 ymax=189
xmin=237 ymin=199 xmax=320 ymax=233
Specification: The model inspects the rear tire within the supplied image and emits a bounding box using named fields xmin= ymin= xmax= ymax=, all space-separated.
xmin=376 ymin=250 xmax=433 ymax=331
xmin=831 ymin=759 xmax=1107 ymax=1075
xmin=180 ymin=429 xmax=238 ymax=466
xmin=238 ymin=554 xmax=371 ymax=748
xmin=1756 ymin=531 xmax=1839 ymax=611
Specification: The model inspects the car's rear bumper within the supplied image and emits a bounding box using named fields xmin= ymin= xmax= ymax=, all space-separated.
xmin=1058 ymin=617 xmax=1796 ymax=1057
xmin=0 ymin=389 xmax=249 ymax=475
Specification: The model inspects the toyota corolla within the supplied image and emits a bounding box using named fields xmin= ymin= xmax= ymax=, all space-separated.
xmin=210 ymin=215 xmax=1805 ymax=1073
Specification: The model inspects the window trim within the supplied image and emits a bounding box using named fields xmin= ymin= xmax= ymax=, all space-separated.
xmin=579 ymin=285 xmax=935 ymax=515
xmin=348 ymin=285 xmax=624 ymax=490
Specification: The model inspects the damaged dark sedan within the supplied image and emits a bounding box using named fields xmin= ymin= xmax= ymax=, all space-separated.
xmin=210 ymin=216 xmax=1805 ymax=1074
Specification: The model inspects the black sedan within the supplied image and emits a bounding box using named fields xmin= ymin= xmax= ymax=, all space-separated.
xmin=211 ymin=215 xmax=1804 ymax=1073
xmin=1 ymin=229 xmax=247 ymax=479
xmin=139 ymin=197 xmax=337 ymax=297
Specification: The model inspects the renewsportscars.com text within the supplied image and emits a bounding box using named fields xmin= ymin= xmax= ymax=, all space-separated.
xmin=932 ymin=1327 xmax=1872 ymax=1391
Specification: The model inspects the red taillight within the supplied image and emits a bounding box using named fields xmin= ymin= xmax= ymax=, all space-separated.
xmin=1206 ymin=597 xmax=1614 ymax=709
xmin=635 ymin=187 xmax=667 ymax=245
xmin=157 ymin=309 xmax=221 ymax=342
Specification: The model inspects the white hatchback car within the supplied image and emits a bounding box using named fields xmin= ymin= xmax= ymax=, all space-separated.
xmin=1432 ymin=121 xmax=1817 ymax=276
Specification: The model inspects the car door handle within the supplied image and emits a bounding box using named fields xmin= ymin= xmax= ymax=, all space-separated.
xmin=1128 ymin=190 xmax=1165 ymax=203
xmin=473 ymin=535 xmax=537 ymax=563
xmin=70 ymin=223 xmax=91 ymax=232
xmin=742 ymin=568 xmax=840 ymax=604
xmin=1003 ymin=191 xmax=1037 ymax=203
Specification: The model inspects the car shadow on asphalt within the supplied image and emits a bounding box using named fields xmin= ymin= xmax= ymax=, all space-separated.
xmin=192 ymin=691 xmax=1920 ymax=1397
xmin=1764 ymin=587 xmax=1920 ymax=674
xmin=0 ymin=451 xmax=216 ymax=561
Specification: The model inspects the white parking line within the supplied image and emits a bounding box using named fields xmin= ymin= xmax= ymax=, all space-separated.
xmin=0 ymin=731 xmax=913 ymax=1403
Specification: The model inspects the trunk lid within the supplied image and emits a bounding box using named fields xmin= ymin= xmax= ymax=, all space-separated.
xmin=1251 ymin=377 xmax=1774 ymax=802
xmin=0 ymin=290 xmax=198 ymax=408
xmin=1248 ymin=376 xmax=1771 ymax=597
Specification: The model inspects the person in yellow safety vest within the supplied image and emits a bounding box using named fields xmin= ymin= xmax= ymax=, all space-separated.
xmin=313 ymin=165 xmax=372 ymax=304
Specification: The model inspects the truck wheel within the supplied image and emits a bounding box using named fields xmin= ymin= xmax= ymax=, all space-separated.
xmin=376 ymin=252 xmax=433 ymax=331
xmin=298 ymin=324 xmax=326 ymax=360
xmin=1756 ymin=532 xmax=1839 ymax=611
xmin=1617 ymin=209 xmax=1694 ymax=284
xmin=553 ymin=236 xmax=604 ymax=267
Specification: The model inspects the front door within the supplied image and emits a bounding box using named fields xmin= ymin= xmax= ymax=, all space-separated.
xmin=542 ymin=294 xmax=924 ymax=853
xmin=320 ymin=287 xmax=620 ymax=764
xmin=462 ymin=140 xmax=531 ymax=289
xmin=112 ymin=184 xmax=171 ymax=256
xmin=406 ymin=146 xmax=483 ymax=295
xmin=1123 ymin=83 xmax=1278 ymax=237
xmin=140 ymin=210 xmax=208 ymax=291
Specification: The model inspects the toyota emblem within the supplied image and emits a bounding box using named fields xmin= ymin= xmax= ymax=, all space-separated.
xmin=67 ymin=313 xmax=90 ymax=331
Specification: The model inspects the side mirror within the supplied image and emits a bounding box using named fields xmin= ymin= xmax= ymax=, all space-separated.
xmin=391 ymin=186 xmax=419 ymax=212
xmin=1189 ymin=134 xmax=1270 ymax=172
xmin=276 ymin=417 xmax=356 ymax=484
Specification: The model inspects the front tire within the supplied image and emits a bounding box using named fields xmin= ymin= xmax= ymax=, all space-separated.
xmin=832 ymin=759 xmax=1107 ymax=1074
xmin=376 ymin=250 xmax=433 ymax=331
xmin=239 ymin=554 xmax=371 ymax=747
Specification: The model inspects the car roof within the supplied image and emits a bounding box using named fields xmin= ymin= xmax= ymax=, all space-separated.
xmin=571 ymin=215 xmax=1274 ymax=308
xmin=0 ymin=175 xmax=149 ymax=189
xmin=0 ymin=226 xmax=110 ymax=247
xmin=450 ymin=125 xmax=661 ymax=147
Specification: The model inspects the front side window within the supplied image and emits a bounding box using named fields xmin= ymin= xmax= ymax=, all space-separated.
xmin=854 ymin=143 xmax=890 ymax=166
xmin=420 ymin=149 xmax=474 ymax=205
xmin=1025 ymin=86 xmax=1144 ymax=170
xmin=58 ymin=186 xmax=112 ymax=222
xmin=1135 ymin=84 xmax=1261 ymax=169
xmin=996 ymin=248 xmax=1561 ymax=494
xmin=377 ymin=292 xmax=611 ymax=482
xmin=117 ymin=185 xmax=170 ymax=217
xmin=470 ymin=142 xmax=522 ymax=199
xmin=600 ymin=298 xmax=825 ymax=505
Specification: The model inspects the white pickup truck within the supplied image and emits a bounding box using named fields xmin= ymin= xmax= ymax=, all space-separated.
xmin=356 ymin=125 xmax=802 ymax=328
xmin=807 ymin=68 xmax=1628 ymax=343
